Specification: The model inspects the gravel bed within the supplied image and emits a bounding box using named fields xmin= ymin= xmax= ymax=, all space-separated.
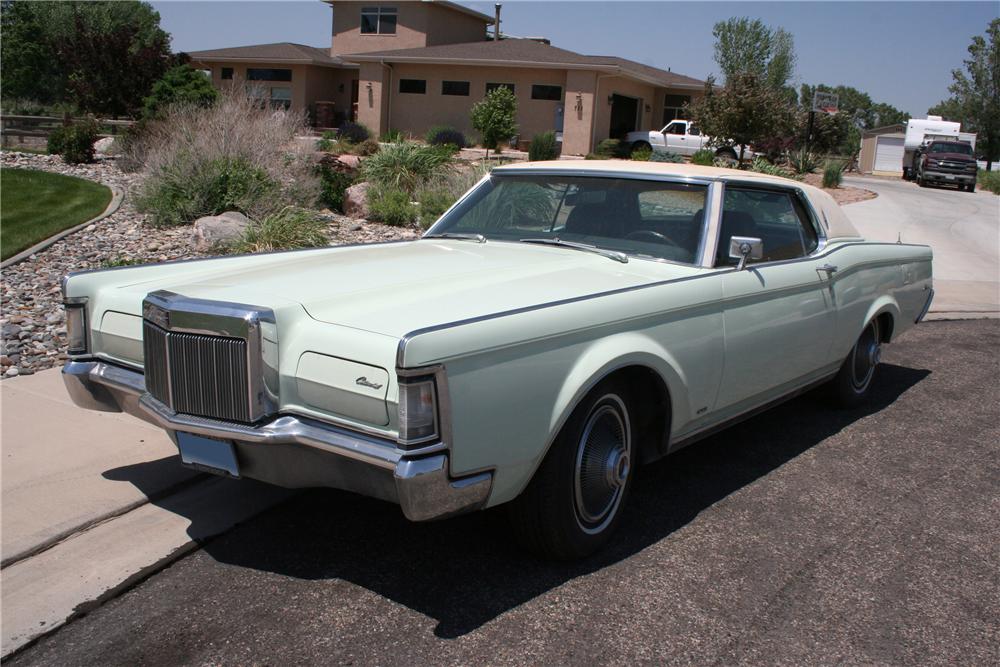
xmin=0 ymin=151 xmax=419 ymax=378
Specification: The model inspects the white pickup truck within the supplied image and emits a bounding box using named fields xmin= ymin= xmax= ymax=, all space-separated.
xmin=626 ymin=120 xmax=741 ymax=160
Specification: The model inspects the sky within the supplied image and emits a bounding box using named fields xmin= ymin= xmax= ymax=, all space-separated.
xmin=152 ymin=1 xmax=999 ymax=117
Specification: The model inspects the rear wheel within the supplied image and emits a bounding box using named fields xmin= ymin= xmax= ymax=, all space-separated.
xmin=631 ymin=141 xmax=652 ymax=156
xmin=715 ymin=147 xmax=738 ymax=161
xmin=508 ymin=381 xmax=635 ymax=560
xmin=831 ymin=318 xmax=882 ymax=408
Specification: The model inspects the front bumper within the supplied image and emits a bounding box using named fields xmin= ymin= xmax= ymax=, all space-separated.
xmin=62 ymin=359 xmax=492 ymax=521
xmin=922 ymin=169 xmax=976 ymax=186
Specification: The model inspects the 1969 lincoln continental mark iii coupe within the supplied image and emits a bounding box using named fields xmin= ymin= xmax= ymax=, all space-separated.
xmin=62 ymin=162 xmax=933 ymax=558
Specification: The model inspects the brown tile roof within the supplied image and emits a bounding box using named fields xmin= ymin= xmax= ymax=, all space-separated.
xmin=187 ymin=43 xmax=353 ymax=68
xmin=344 ymin=39 xmax=706 ymax=89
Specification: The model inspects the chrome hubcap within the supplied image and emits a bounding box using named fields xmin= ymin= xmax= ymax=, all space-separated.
xmin=574 ymin=396 xmax=631 ymax=535
xmin=851 ymin=321 xmax=881 ymax=391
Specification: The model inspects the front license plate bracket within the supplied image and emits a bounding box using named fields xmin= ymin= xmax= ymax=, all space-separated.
xmin=176 ymin=432 xmax=240 ymax=477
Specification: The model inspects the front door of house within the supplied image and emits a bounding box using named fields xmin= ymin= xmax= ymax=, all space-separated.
xmin=609 ymin=94 xmax=639 ymax=139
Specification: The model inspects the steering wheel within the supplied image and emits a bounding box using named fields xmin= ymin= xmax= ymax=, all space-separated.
xmin=624 ymin=230 xmax=679 ymax=247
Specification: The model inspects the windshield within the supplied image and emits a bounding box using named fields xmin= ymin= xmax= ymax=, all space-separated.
xmin=426 ymin=175 xmax=709 ymax=264
xmin=929 ymin=142 xmax=973 ymax=155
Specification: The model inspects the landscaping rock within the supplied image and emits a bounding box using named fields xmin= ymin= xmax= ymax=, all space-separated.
xmin=191 ymin=212 xmax=251 ymax=251
xmin=93 ymin=137 xmax=116 ymax=155
xmin=337 ymin=154 xmax=361 ymax=170
xmin=0 ymin=150 xmax=418 ymax=377
xmin=343 ymin=182 xmax=371 ymax=219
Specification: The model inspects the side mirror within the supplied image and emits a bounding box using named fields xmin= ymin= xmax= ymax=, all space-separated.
xmin=728 ymin=236 xmax=763 ymax=271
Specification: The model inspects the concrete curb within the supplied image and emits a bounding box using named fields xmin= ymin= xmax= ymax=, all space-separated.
xmin=0 ymin=184 xmax=123 ymax=270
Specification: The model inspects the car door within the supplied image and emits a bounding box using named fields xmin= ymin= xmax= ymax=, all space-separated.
xmin=663 ymin=122 xmax=688 ymax=154
xmin=713 ymin=184 xmax=837 ymax=412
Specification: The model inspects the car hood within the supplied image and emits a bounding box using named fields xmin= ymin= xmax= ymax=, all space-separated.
xmin=108 ymin=239 xmax=692 ymax=338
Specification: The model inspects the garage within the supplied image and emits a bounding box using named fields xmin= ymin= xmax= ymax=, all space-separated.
xmin=874 ymin=135 xmax=904 ymax=173
xmin=859 ymin=124 xmax=906 ymax=174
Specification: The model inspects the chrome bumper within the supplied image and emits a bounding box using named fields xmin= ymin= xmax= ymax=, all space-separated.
xmin=62 ymin=359 xmax=492 ymax=521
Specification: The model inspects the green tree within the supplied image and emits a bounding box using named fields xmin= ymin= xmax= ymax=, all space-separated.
xmin=0 ymin=1 xmax=171 ymax=117
xmin=142 ymin=65 xmax=219 ymax=120
xmin=929 ymin=18 xmax=999 ymax=168
xmin=712 ymin=17 xmax=796 ymax=90
xmin=471 ymin=86 xmax=518 ymax=156
xmin=689 ymin=73 xmax=797 ymax=164
xmin=799 ymin=84 xmax=910 ymax=154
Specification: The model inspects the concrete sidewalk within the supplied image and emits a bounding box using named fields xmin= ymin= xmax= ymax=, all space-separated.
xmin=1 ymin=368 xmax=293 ymax=656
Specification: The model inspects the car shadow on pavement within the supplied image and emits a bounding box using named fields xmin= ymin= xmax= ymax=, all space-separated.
xmin=109 ymin=363 xmax=930 ymax=640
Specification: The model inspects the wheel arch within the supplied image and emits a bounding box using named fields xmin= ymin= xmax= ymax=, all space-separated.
xmin=497 ymin=334 xmax=684 ymax=505
xmin=863 ymin=296 xmax=899 ymax=343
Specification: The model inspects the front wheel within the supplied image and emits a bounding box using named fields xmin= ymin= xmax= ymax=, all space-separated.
xmin=831 ymin=318 xmax=882 ymax=408
xmin=507 ymin=381 xmax=635 ymax=559
xmin=631 ymin=141 xmax=652 ymax=156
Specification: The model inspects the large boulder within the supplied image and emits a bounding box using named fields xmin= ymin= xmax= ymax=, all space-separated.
xmin=336 ymin=154 xmax=361 ymax=170
xmin=93 ymin=137 xmax=116 ymax=155
xmin=191 ymin=211 xmax=251 ymax=251
xmin=343 ymin=182 xmax=370 ymax=219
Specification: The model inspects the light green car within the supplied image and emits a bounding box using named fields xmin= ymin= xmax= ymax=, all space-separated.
xmin=62 ymin=161 xmax=933 ymax=559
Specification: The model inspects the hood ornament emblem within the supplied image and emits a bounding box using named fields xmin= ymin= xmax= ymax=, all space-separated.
xmin=356 ymin=376 xmax=383 ymax=390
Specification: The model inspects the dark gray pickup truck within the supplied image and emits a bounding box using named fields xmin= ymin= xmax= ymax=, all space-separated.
xmin=914 ymin=140 xmax=978 ymax=192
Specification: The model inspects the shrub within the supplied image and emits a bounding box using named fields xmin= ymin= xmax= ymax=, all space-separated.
xmin=416 ymin=187 xmax=456 ymax=229
xmin=232 ymin=207 xmax=328 ymax=253
xmin=822 ymin=160 xmax=845 ymax=188
xmin=353 ymin=138 xmax=380 ymax=156
xmin=594 ymin=139 xmax=627 ymax=158
xmin=316 ymin=130 xmax=336 ymax=152
xmin=978 ymin=169 xmax=1000 ymax=194
xmin=135 ymin=156 xmax=280 ymax=227
xmin=367 ymin=187 xmax=417 ymax=226
xmin=748 ymin=156 xmax=796 ymax=179
xmin=381 ymin=129 xmax=404 ymax=143
xmin=317 ymin=165 xmax=356 ymax=212
xmin=790 ymin=148 xmax=821 ymax=175
xmin=650 ymin=150 xmax=683 ymax=163
xmin=130 ymin=89 xmax=318 ymax=225
xmin=630 ymin=147 xmax=652 ymax=161
xmin=337 ymin=121 xmax=370 ymax=144
xmin=691 ymin=149 xmax=716 ymax=166
xmin=425 ymin=125 xmax=466 ymax=149
xmin=47 ymin=119 xmax=99 ymax=164
xmin=141 ymin=65 xmax=218 ymax=121
xmin=360 ymin=141 xmax=452 ymax=194
xmin=470 ymin=86 xmax=517 ymax=152
xmin=528 ymin=131 xmax=559 ymax=161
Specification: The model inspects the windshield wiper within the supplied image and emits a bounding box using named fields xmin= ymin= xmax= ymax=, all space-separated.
xmin=423 ymin=232 xmax=486 ymax=243
xmin=519 ymin=238 xmax=628 ymax=264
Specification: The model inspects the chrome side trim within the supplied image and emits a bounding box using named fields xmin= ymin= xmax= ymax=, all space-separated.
xmin=395 ymin=242 xmax=931 ymax=367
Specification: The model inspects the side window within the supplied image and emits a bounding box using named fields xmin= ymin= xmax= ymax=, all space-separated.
xmin=688 ymin=125 xmax=700 ymax=136
xmin=665 ymin=123 xmax=685 ymax=135
xmin=716 ymin=188 xmax=819 ymax=266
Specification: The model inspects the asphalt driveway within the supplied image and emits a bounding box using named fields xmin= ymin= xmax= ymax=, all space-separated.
xmin=843 ymin=176 xmax=999 ymax=317
xmin=7 ymin=320 xmax=999 ymax=666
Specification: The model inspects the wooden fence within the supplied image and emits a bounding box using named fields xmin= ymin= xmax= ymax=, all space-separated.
xmin=0 ymin=114 xmax=135 ymax=149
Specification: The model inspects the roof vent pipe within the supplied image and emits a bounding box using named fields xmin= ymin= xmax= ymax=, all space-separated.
xmin=494 ymin=3 xmax=501 ymax=41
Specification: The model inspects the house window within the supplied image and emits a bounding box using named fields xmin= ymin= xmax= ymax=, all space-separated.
xmin=360 ymin=6 xmax=397 ymax=34
xmin=663 ymin=94 xmax=691 ymax=125
xmin=531 ymin=84 xmax=562 ymax=101
xmin=221 ymin=67 xmax=234 ymax=80
xmin=442 ymin=80 xmax=470 ymax=96
xmin=486 ymin=82 xmax=515 ymax=94
xmin=270 ymin=87 xmax=292 ymax=110
xmin=247 ymin=68 xmax=292 ymax=82
xmin=399 ymin=79 xmax=426 ymax=94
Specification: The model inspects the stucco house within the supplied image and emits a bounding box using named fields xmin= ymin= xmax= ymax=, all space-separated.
xmin=189 ymin=0 xmax=707 ymax=155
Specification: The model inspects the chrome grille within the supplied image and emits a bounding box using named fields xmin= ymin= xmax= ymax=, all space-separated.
xmin=142 ymin=320 xmax=252 ymax=423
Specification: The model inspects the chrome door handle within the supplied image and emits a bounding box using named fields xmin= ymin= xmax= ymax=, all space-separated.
xmin=817 ymin=264 xmax=838 ymax=275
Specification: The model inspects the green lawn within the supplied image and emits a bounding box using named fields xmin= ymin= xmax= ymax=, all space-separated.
xmin=1 ymin=168 xmax=113 ymax=260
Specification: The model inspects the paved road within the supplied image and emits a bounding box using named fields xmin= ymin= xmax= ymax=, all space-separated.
xmin=843 ymin=176 xmax=999 ymax=317
xmin=8 ymin=320 xmax=999 ymax=666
